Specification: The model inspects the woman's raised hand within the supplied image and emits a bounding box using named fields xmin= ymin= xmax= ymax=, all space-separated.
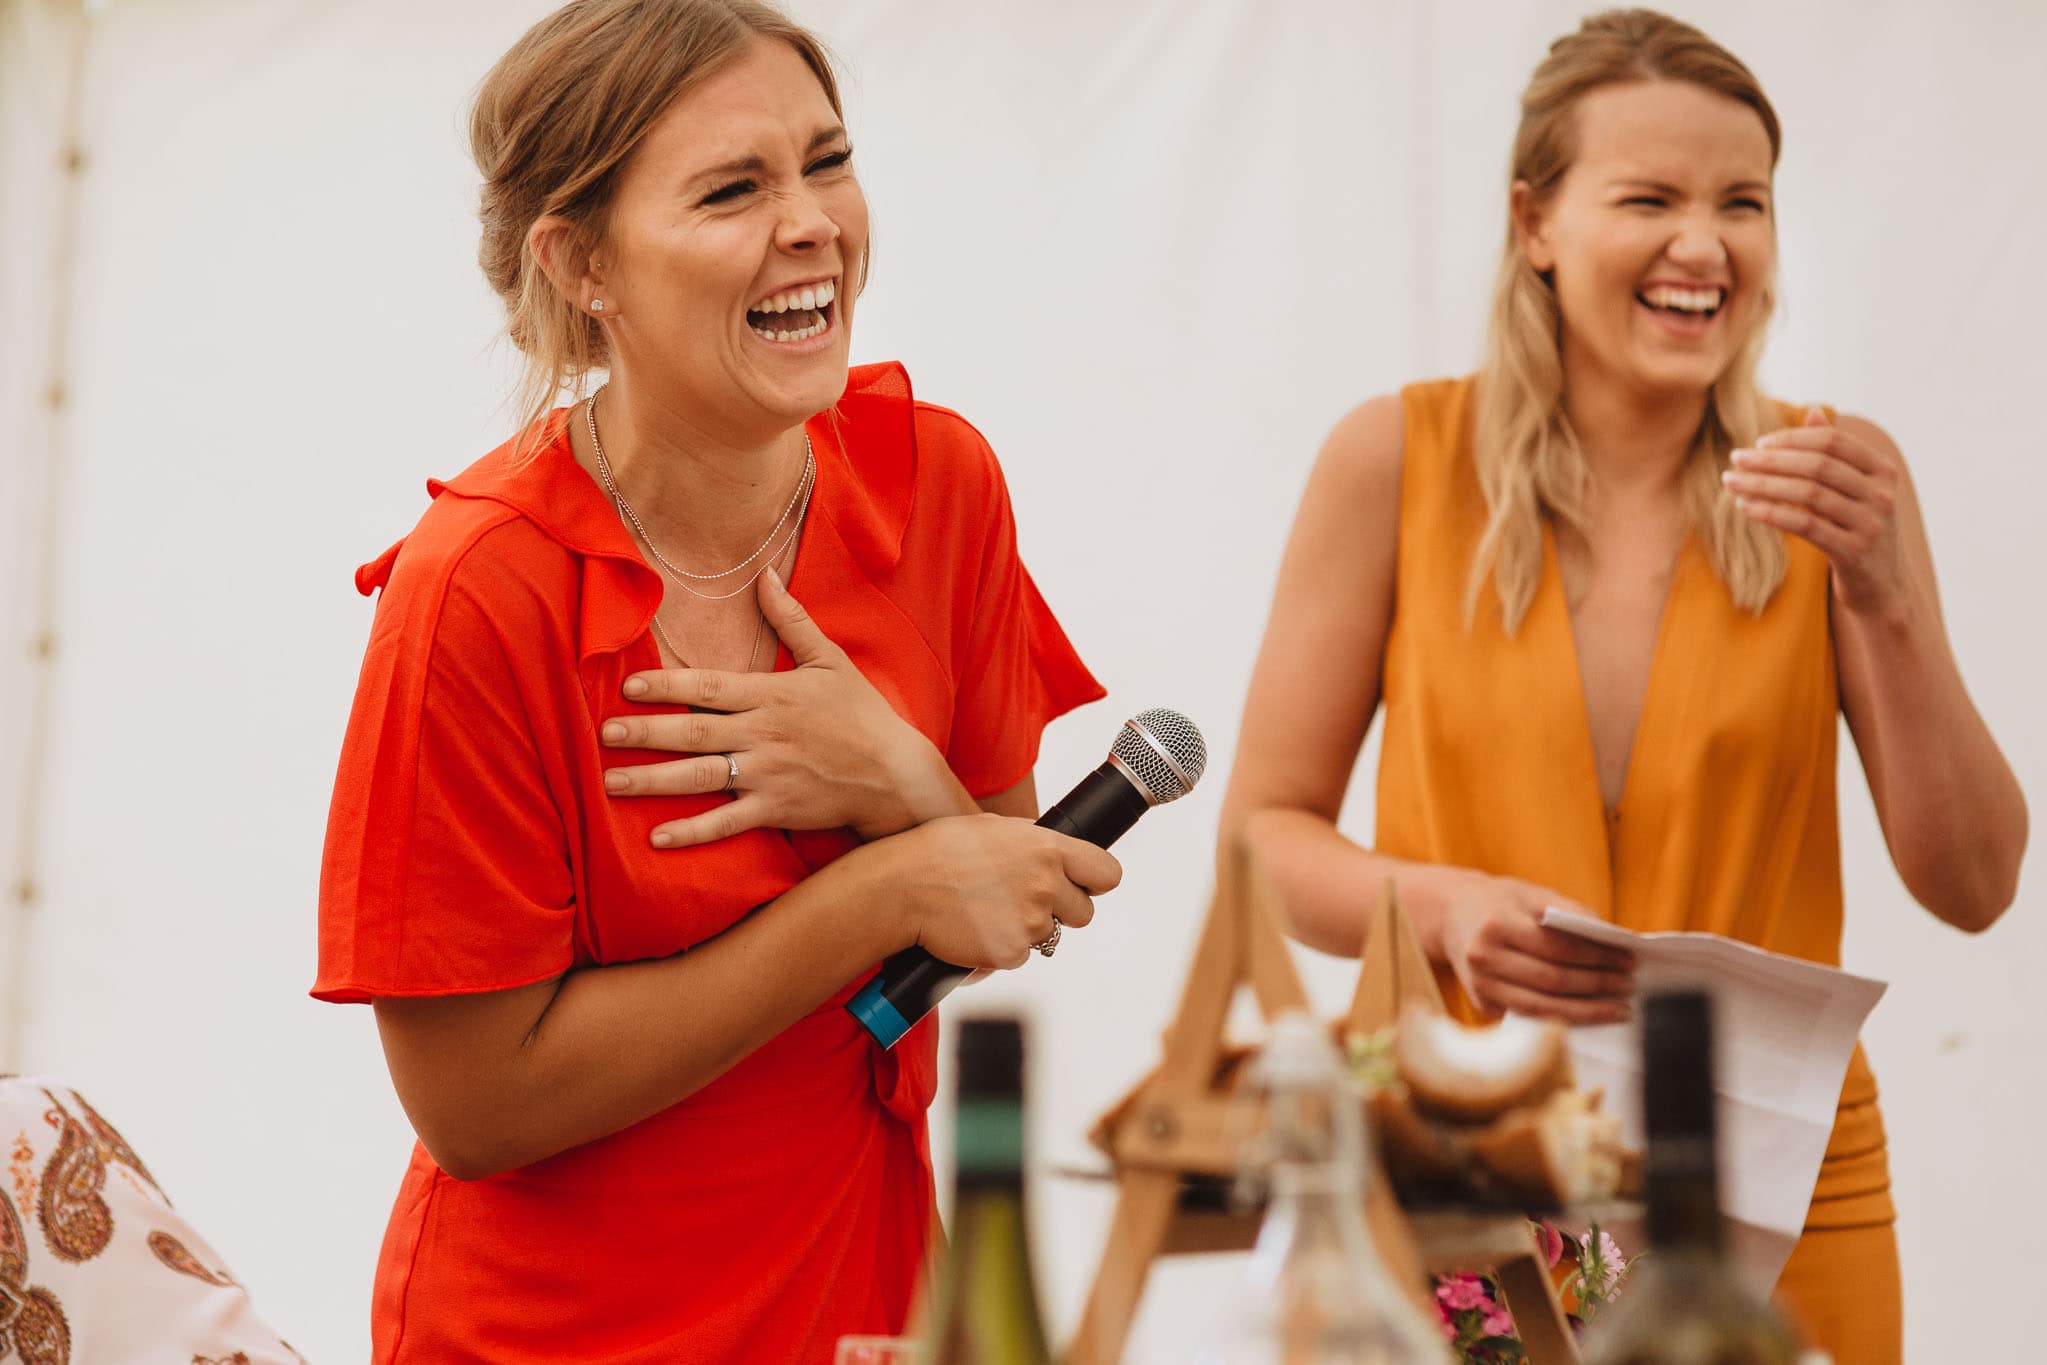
xmin=1725 ymin=407 xmax=1912 ymax=621
xmin=1433 ymin=873 xmax=1635 ymax=1024
xmin=600 ymin=568 xmax=967 ymax=847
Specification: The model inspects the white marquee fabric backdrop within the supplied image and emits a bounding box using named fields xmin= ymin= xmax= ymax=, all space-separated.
xmin=3 ymin=0 xmax=2042 ymax=1358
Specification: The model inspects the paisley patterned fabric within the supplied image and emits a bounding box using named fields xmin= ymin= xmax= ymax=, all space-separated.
xmin=0 ymin=1079 xmax=300 ymax=1364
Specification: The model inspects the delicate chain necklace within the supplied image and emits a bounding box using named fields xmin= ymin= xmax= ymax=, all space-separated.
xmin=584 ymin=390 xmax=813 ymax=671
xmin=645 ymin=526 xmax=799 ymax=673
xmin=650 ymin=607 xmax=725 ymax=673
xmin=585 ymin=390 xmax=814 ymax=591
xmin=651 ymin=589 xmax=758 ymax=674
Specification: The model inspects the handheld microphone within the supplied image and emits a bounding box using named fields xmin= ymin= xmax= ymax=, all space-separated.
xmin=846 ymin=707 xmax=1207 ymax=1048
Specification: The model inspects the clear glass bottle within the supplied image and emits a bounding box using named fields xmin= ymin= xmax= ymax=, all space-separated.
xmin=1204 ymin=1012 xmax=1449 ymax=1364
xmin=1583 ymin=990 xmax=1802 ymax=1365
xmin=917 ymin=1015 xmax=1054 ymax=1365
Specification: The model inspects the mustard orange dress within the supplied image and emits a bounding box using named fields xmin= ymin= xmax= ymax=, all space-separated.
xmin=314 ymin=363 xmax=1104 ymax=1363
xmin=1375 ymin=377 xmax=1901 ymax=1361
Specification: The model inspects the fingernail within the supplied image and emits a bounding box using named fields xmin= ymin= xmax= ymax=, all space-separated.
xmin=1731 ymin=447 xmax=1756 ymax=465
xmin=601 ymin=721 xmax=626 ymax=743
xmin=623 ymin=677 xmax=649 ymax=698
xmin=763 ymin=566 xmax=783 ymax=591
xmin=603 ymin=770 xmax=627 ymax=792
xmin=651 ymin=830 xmax=673 ymax=848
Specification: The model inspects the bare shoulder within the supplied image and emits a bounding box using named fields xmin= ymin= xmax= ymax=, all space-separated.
xmin=1835 ymin=412 xmax=1909 ymax=467
xmin=1287 ymin=393 xmax=1407 ymax=559
xmin=1314 ymin=393 xmax=1406 ymax=494
xmin=1835 ymin=413 xmax=1923 ymax=512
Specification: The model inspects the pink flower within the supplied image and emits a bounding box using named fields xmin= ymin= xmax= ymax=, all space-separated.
xmin=1482 ymin=1306 xmax=1516 ymax=1337
xmin=1595 ymin=1230 xmax=1627 ymax=1292
xmin=1533 ymin=1219 xmax=1565 ymax=1268
xmin=1435 ymin=1273 xmax=1491 ymax=1312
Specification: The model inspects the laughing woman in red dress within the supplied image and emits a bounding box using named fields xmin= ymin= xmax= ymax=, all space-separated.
xmin=314 ymin=3 xmax=1118 ymax=1360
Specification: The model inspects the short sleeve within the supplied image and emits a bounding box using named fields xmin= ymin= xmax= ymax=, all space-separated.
xmin=315 ymin=536 xmax=575 ymax=1004
xmin=944 ymin=444 xmax=1105 ymax=796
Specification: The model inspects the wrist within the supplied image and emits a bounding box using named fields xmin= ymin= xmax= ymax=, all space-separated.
xmin=873 ymin=732 xmax=974 ymax=834
xmin=1401 ymin=863 xmax=1483 ymax=965
xmin=827 ymin=831 xmax=931 ymax=959
xmin=1837 ymin=574 xmax=1931 ymax=638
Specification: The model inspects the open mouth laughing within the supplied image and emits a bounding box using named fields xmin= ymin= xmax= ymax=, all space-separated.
xmin=1636 ymin=282 xmax=1727 ymax=323
xmin=745 ymin=277 xmax=837 ymax=344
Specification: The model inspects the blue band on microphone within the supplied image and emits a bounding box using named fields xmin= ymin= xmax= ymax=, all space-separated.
xmin=848 ymin=979 xmax=911 ymax=1048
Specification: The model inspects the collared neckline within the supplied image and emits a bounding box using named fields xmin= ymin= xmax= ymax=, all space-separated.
xmin=430 ymin=362 xmax=919 ymax=584
xmin=358 ymin=363 xmax=923 ymax=662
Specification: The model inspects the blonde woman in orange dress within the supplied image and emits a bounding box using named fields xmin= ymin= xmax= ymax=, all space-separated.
xmin=1220 ymin=11 xmax=2026 ymax=1361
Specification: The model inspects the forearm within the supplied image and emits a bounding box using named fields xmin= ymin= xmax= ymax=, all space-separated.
xmin=1232 ymin=804 xmax=1469 ymax=962
xmin=392 ymin=843 xmax=910 ymax=1179
xmin=1839 ymin=595 xmax=2028 ymax=928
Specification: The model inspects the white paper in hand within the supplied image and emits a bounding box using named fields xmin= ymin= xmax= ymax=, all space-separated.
xmin=1539 ymin=906 xmax=1887 ymax=1295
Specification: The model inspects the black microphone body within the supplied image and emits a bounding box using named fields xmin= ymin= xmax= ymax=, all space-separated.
xmin=846 ymin=760 xmax=1153 ymax=1048
xmin=1039 ymin=759 xmax=1149 ymax=843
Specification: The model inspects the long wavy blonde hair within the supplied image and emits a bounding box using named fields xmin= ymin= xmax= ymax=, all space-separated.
xmin=469 ymin=0 xmax=845 ymax=456
xmin=1470 ymin=9 xmax=1785 ymax=633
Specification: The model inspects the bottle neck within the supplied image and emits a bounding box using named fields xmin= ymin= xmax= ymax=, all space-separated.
xmin=1256 ymin=1111 xmax=1380 ymax=1271
xmin=953 ymin=1095 xmax=1024 ymax=1190
xmin=933 ymin=1105 xmax=1050 ymax=1364
xmin=1644 ymin=1136 xmax=1723 ymax=1255
xmin=1252 ymin=1079 xmax=1371 ymax=1226
xmin=949 ymin=1091 xmax=1029 ymax=1263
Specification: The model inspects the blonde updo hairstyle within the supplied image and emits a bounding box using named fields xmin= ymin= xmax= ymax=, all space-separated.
xmin=1470 ymin=8 xmax=1786 ymax=632
xmin=470 ymin=0 xmax=845 ymax=449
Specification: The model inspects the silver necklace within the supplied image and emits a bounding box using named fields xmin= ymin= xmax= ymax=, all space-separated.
xmin=640 ymin=483 xmax=807 ymax=668
xmin=645 ymin=524 xmax=799 ymax=674
xmin=649 ymin=587 xmax=767 ymax=674
xmin=585 ymin=391 xmax=814 ymax=590
xmin=584 ymin=391 xmax=811 ymax=671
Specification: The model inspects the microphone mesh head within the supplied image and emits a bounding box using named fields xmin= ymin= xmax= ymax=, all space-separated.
xmin=1112 ymin=708 xmax=1207 ymax=804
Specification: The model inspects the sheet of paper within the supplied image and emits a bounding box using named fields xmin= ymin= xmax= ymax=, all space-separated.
xmin=1539 ymin=907 xmax=1887 ymax=1295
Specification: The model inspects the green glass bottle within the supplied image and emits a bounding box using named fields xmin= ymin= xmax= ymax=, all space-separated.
xmin=917 ymin=1016 xmax=1054 ymax=1365
xmin=1583 ymin=991 xmax=1803 ymax=1365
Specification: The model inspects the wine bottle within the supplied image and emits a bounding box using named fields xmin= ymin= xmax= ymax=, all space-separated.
xmin=1204 ymin=1012 xmax=1449 ymax=1364
xmin=1583 ymin=990 xmax=1802 ymax=1365
xmin=917 ymin=1016 xmax=1054 ymax=1365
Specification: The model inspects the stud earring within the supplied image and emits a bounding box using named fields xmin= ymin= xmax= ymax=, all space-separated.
xmin=590 ymin=299 xmax=605 ymax=313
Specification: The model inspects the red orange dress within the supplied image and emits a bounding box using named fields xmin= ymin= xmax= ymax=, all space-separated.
xmin=315 ymin=363 xmax=1103 ymax=1363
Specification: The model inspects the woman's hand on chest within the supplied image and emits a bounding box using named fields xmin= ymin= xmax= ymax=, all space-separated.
xmin=597 ymin=568 xmax=973 ymax=848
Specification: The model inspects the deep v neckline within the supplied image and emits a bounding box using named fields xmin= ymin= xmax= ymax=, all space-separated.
xmin=1541 ymin=522 xmax=1694 ymax=827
